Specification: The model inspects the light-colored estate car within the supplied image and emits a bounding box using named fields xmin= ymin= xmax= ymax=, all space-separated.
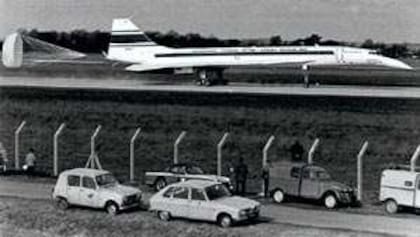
xmin=149 ymin=180 xmax=261 ymax=227
xmin=52 ymin=168 xmax=142 ymax=215
xmin=145 ymin=163 xmax=233 ymax=191
xmin=269 ymin=162 xmax=356 ymax=209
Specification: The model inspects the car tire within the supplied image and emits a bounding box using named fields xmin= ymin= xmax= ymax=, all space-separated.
xmin=272 ymin=189 xmax=285 ymax=204
xmin=385 ymin=199 xmax=398 ymax=214
xmin=106 ymin=202 xmax=119 ymax=216
xmin=217 ymin=214 xmax=233 ymax=228
xmin=157 ymin=211 xmax=171 ymax=221
xmin=324 ymin=193 xmax=338 ymax=209
xmin=55 ymin=197 xmax=69 ymax=210
xmin=154 ymin=178 xmax=167 ymax=191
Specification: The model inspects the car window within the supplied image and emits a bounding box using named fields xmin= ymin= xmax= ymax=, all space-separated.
xmin=172 ymin=186 xmax=189 ymax=199
xmin=67 ymin=175 xmax=80 ymax=187
xmin=82 ymin=176 xmax=96 ymax=190
xmin=302 ymin=169 xmax=310 ymax=179
xmin=290 ymin=167 xmax=300 ymax=178
xmin=191 ymin=188 xmax=206 ymax=201
xmin=186 ymin=166 xmax=204 ymax=174
xmin=162 ymin=187 xmax=175 ymax=198
xmin=171 ymin=166 xmax=182 ymax=174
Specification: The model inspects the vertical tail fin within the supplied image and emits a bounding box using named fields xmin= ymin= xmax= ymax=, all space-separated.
xmin=110 ymin=18 xmax=156 ymax=46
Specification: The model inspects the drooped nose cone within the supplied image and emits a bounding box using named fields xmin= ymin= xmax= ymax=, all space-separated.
xmin=372 ymin=55 xmax=413 ymax=70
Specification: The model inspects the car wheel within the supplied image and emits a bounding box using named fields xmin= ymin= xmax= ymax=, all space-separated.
xmin=55 ymin=197 xmax=69 ymax=210
xmin=385 ymin=199 xmax=398 ymax=214
xmin=272 ymin=189 xmax=285 ymax=204
xmin=157 ymin=211 xmax=171 ymax=221
xmin=218 ymin=214 xmax=233 ymax=228
xmin=324 ymin=194 xmax=338 ymax=209
xmin=155 ymin=178 xmax=167 ymax=191
xmin=106 ymin=202 xmax=119 ymax=216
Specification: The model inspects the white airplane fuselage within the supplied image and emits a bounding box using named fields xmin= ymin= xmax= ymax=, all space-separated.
xmin=106 ymin=18 xmax=412 ymax=85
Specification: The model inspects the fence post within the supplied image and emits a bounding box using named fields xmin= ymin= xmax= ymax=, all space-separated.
xmin=173 ymin=131 xmax=187 ymax=164
xmin=307 ymin=138 xmax=320 ymax=164
xmin=217 ymin=133 xmax=229 ymax=176
xmin=85 ymin=125 xmax=102 ymax=169
xmin=14 ymin=121 xmax=26 ymax=170
xmin=130 ymin=128 xmax=141 ymax=181
xmin=53 ymin=123 xmax=66 ymax=176
xmin=261 ymin=135 xmax=275 ymax=195
xmin=410 ymin=145 xmax=420 ymax=172
xmin=357 ymin=141 xmax=369 ymax=202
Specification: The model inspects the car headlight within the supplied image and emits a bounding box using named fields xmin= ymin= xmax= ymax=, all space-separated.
xmin=239 ymin=210 xmax=247 ymax=216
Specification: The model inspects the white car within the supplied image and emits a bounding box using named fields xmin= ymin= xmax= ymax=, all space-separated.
xmin=380 ymin=168 xmax=420 ymax=214
xmin=52 ymin=168 xmax=142 ymax=215
xmin=149 ymin=180 xmax=261 ymax=227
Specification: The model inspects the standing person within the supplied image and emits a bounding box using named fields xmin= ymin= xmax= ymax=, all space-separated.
xmin=25 ymin=148 xmax=36 ymax=174
xmin=0 ymin=142 xmax=7 ymax=172
xmin=290 ymin=140 xmax=304 ymax=162
xmin=235 ymin=157 xmax=248 ymax=195
xmin=262 ymin=161 xmax=270 ymax=198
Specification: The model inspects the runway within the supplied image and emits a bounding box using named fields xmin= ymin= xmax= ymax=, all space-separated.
xmin=2 ymin=76 xmax=420 ymax=99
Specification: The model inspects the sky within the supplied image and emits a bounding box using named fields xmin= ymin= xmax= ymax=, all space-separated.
xmin=1 ymin=0 xmax=419 ymax=43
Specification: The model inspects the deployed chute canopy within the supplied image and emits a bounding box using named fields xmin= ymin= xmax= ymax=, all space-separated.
xmin=1 ymin=32 xmax=86 ymax=68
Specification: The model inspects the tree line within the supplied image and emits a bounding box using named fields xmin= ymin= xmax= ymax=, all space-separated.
xmin=0 ymin=29 xmax=416 ymax=59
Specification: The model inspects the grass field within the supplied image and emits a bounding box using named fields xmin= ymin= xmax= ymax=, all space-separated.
xmin=1 ymin=86 xmax=420 ymax=205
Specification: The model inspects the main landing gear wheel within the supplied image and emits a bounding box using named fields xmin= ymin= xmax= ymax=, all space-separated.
xmin=195 ymin=69 xmax=225 ymax=86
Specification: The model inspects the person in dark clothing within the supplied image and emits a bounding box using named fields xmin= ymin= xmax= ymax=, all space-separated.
xmin=290 ymin=140 xmax=304 ymax=162
xmin=235 ymin=157 xmax=248 ymax=195
xmin=262 ymin=162 xmax=270 ymax=198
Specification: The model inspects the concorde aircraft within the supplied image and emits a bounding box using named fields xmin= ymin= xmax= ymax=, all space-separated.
xmin=2 ymin=18 xmax=412 ymax=86
xmin=105 ymin=18 xmax=412 ymax=86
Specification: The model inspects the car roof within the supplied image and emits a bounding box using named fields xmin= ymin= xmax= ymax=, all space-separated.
xmin=168 ymin=180 xmax=217 ymax=189
xmin=61 ymin=168 xmax=110 ymax=176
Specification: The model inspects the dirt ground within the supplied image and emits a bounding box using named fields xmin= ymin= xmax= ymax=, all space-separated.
xmin=0 ymin=197 xmax=396 ymax=237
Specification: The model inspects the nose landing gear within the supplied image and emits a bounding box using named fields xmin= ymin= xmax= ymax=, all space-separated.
xmin=195 ymin=68 xmax=227 ymax=86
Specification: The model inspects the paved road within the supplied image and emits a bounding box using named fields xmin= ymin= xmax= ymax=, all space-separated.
xmin=1 ymin=179 xmax=419 ymax=236
xmin=3 ymin=76 xmax=420 ymax=99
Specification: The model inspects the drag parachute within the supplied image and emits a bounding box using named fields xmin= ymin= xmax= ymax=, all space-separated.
xmin=1 ymin=32 xmax=86 ymax=68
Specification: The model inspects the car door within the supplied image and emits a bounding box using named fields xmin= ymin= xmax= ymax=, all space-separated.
xmin=169 ymin=186 xmax=190 ymax=218
xmin=189 ymin=188 xmax=214 ymax=221
xmin=415 ymin=175 xmax=420 ymax=208
xmin=66 ymin=175 xmax=81 ymax=204
xmin=79 ymin=176 xmax=97 ymax=207
xmin=299 ymin=167 xmax=320 ymax=199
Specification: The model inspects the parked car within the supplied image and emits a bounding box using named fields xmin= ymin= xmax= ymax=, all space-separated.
xmin=268 ymin=161 xmax=356 ymax=209
xmin=379 ymin=168 xmax=420 ymax=214
xmin=149 ymin=180 xmax=261 ymax=227
xmin=52 ymin=168 xmax=142 ymax=215
xmin=145 ymin=163 xmax=233 ymax=191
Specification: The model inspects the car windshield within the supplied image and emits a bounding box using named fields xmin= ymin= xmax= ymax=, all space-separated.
xmin=205 ymin=184 xmax=231 ymax=200
xmin=96 ymin=173 xmax=118 ymax=187
xmin=186 ymin=166 xmax=204 ymax=174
